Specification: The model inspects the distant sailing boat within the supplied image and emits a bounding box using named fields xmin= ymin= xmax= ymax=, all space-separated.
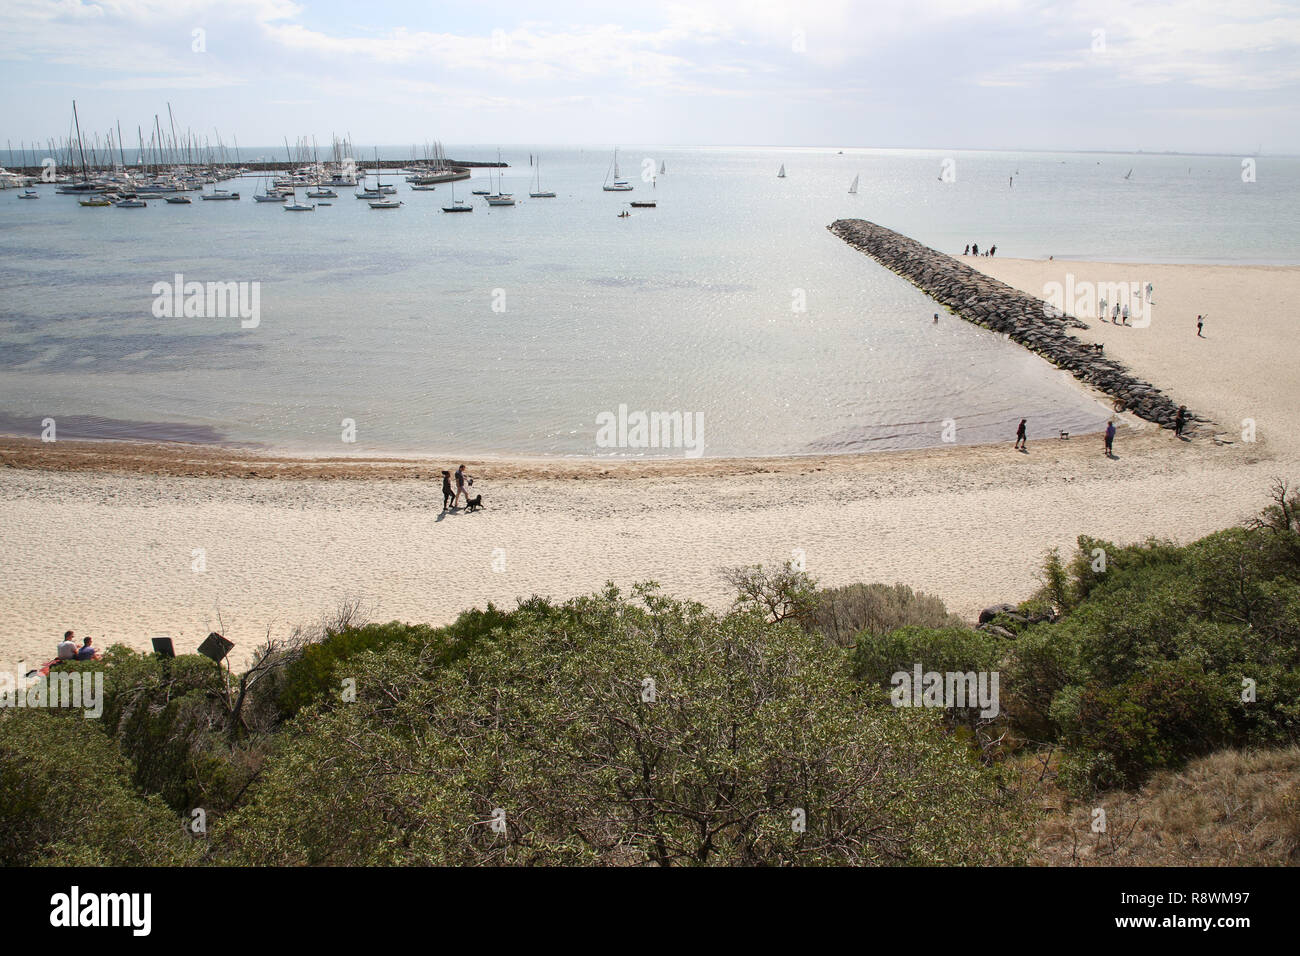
xmin=848 ymin=174 xmax=859 ymax=195
xmin=442 ymin=175 xmax=472 ymax=212
xmin=529 ymin=154 xmax=555 ymax=198
xmin=486 ymin=148 xmax=515 ymax=205
xmin=283 ymin=186 xmax=315 ymax=211
xmin=659 ymin=160 xmax=666 ymax=175
xmin=777 ymin=164 xmax=786 ymax=178
xmin=603 ymin=147 xmax=633 ymax=191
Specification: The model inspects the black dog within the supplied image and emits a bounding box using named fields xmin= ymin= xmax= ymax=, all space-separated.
xmin=466 ymin=493 xmax=484 ymax=512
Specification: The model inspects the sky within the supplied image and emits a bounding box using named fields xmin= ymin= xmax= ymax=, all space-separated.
xmin=1 ymin=0 xmax=1298 ymax=154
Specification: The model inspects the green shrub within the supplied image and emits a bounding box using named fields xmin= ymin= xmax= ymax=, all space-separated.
xmin=217 ymin=585 xmax=1030 ymax=866
xmin=0 ymin=711 xmax=196 ymax=866
xmin=806 ymin=582 xmax=963 ymax=647
xmin=276 ymin=597 xmax=560 ymax=718
xmin=1063 ymin=665 xmax=1235 ymax=789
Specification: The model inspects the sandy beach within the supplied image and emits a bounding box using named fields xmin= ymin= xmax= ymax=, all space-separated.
xmin=2 ymin=257 xmax=1297 ymax=671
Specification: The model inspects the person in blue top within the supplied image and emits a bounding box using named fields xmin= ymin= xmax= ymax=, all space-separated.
xmin=1104 ymin=420 xmax=1117 ymax=457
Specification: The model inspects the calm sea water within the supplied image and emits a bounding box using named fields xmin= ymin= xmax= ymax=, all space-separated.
xmin=1 ymin=146 xmax=1296 ymax=458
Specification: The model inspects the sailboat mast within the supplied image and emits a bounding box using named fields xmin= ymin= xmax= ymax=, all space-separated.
xmin=71 ymin=100 xmax=89 ymax=183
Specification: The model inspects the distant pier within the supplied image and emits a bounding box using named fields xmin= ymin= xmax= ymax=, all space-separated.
xmin=828 ymin=219 xmax=1200 ymax=432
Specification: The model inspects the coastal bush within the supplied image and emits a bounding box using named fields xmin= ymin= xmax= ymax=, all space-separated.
xmin=1007 ymin=494 xmax=1300 ymax=790
xmin=216 ymin=584 xmax=1029 ymax=866
xmin=276 ymin=596 xmax=559 ymax=718
xmin=851 ymin=625 xmax=1008 ymax=687
xmin=850 ymin=624 xmax=1014 ymax=749
xmin=66 ymin=648 xmax=256 ymax=814
xmin=1062 ymin=664 xmax=1235 ymax=789
xmin=0 ymin=711 xmax=195 ymax=866
xmin=806 ymin=582 xmax=963 ymax=647
xmin=720 ymin=561 xmax=820 ymax=625
xmin=41 ymin=648 xmax=272 ymax=818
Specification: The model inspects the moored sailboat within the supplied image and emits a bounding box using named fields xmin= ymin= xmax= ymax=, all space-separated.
xmin=529 ymin=155 xmax=555 ymax=198
xmin=441 ymin=177 xmax=472 ymax=212
xmin=602 ymin=147 xmax=633 ymax=191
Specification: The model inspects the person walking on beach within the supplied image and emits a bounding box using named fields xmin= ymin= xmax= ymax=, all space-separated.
xmin=454 ymin=464 xmax=472 ymax=507
xmin=1121 ymin=304 xmax=1130 ymax=325
xmin=933 ymin=312 xmax=939 ymax=323
xmin=1197 ymin=314 xmax=1204 ymax=337
xmin=963 ymin=244 xmax=970 ymax=255
xmin=1104 ymin=420 xmax=1116 ymax=457
xmin=1113 ymin=304 xmax=1121 ymax=324
xmin=441 ymin=470 xmax=455 ymax=511
xmin=989 ymin=245 xmax=997 ymax=256
xmin=1174 ymin=405 xmax=1187 ymax=438
xmin=971 ymin=242 xmax=979 ymax=256
xmin=1146 ymin=282 xmax=1154 ymax=303
xmin=1099 ymin=297 xmax=1107 ymax=319
xmin=1015 ymin=419 xmax=1027 ymax=451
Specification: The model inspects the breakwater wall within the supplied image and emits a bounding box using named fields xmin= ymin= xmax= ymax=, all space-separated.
xmin=828 ymin=219 xmax=1200 ymax=432
xmin=2 ymin=159 xmax=502 ymax=177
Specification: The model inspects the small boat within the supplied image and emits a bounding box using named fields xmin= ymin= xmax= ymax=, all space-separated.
xmin=368 ymin=199 xmax=402 ymax=209
xmin=602 ymin=147 xmax=633 ymax=191
xmin=306 ymin=187 xmax=337 ymax=198
xmin=529 ymin=155 xmax=556 ymax=198
xmin=79 ymin=196 xmax=112 ymax=207
xmin=165 ymin=195 xmax=192 ymax=204
xmin=777 ymin=164 xmax=786 ymax=178
xmin=629 ymin=201 xmax=656 ymax=208
xmin=617 ymin=210 xmax=630 ymax=218
xmin=410 ymin=184 xmax=438 ymax=191
xmin=284 ymin=201 xmax=316 ymax=211
xmin=202 ymin=190 xmax=240 ymax=200
xmin=483 ymin=148 xmax=516 ymax=203
xmin=442 ymin=179 xmax=472 ymax=212
xmin=114 ymin=198 xmax=147 ymax=208
xmin=355 ymin=188 xmax=382 ymax=199
xmin=18 ymin=189 xmax=39 ymax=199
xmin=471 ymin=188 xmax=490 ymax=195
xmin=848 ymin=174 xmax=859 ymax=195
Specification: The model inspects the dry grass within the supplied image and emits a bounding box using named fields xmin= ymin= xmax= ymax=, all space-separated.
xmin=1032 ymin=746 xmax=1300 ymax=866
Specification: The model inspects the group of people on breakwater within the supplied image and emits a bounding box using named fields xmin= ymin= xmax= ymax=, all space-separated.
xmin=963 ymin=243 xmax=996 ymax=257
